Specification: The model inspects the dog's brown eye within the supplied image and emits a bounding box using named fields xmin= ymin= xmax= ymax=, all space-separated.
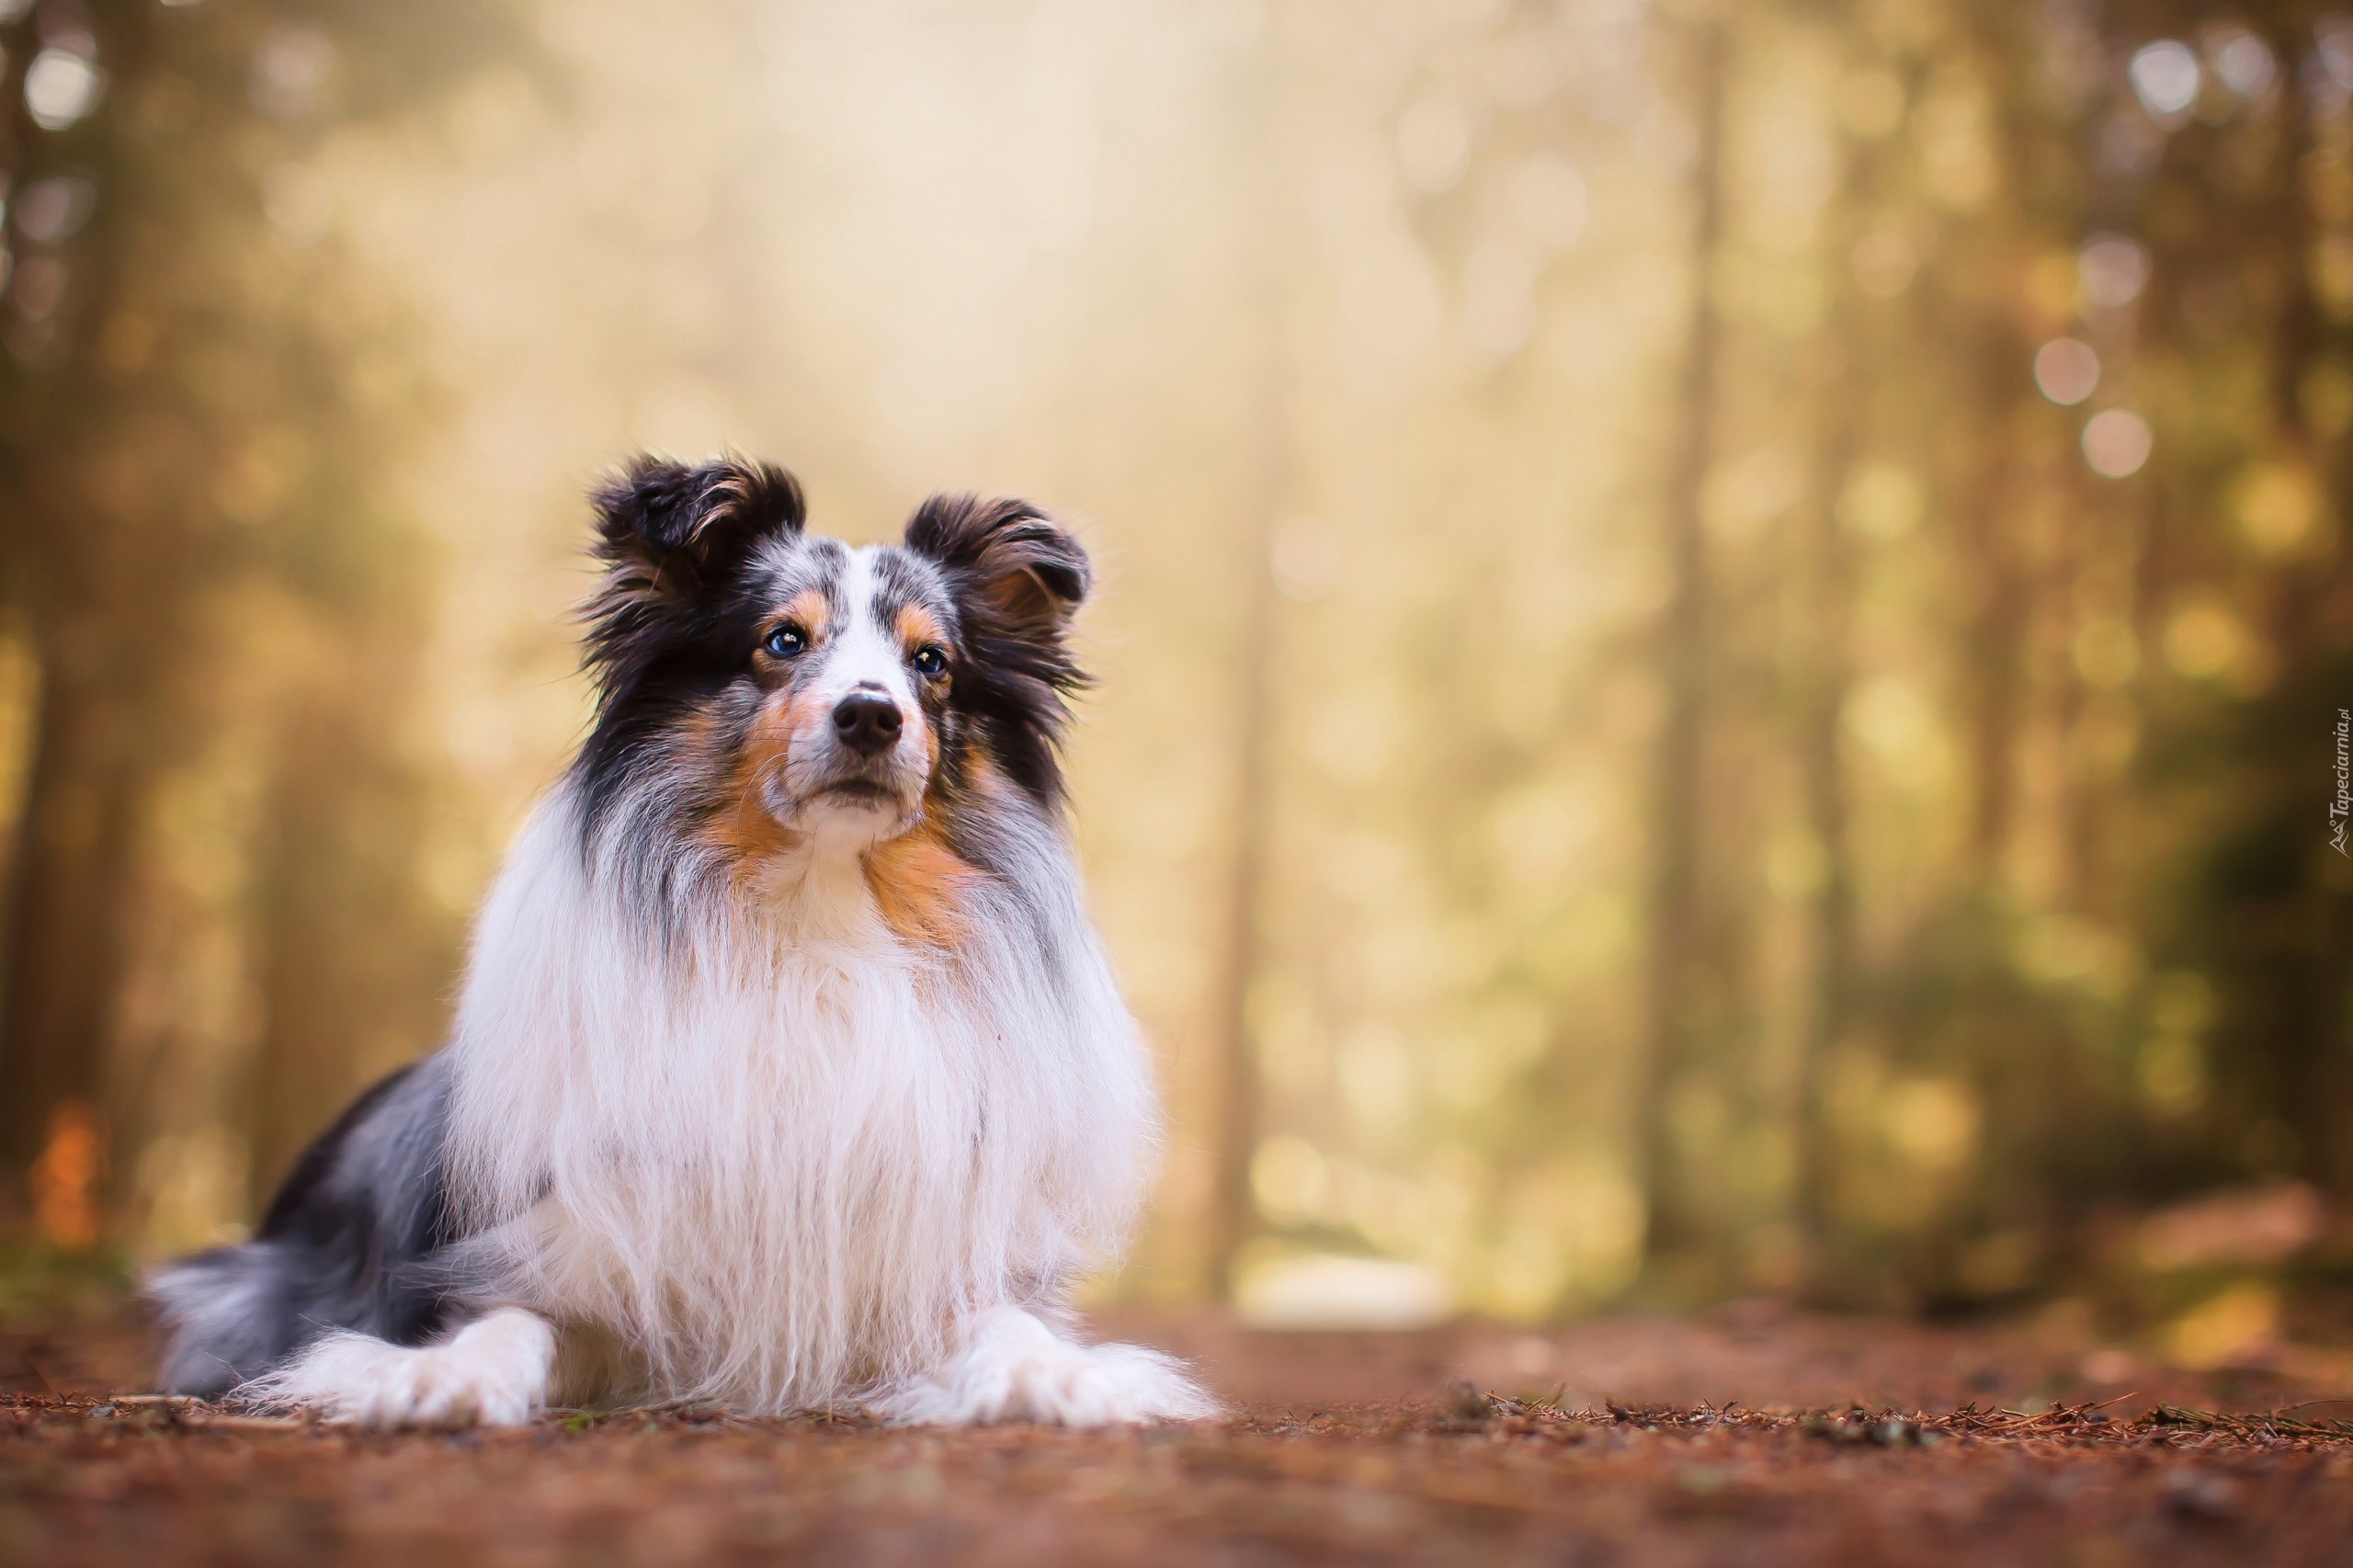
xmin=911 ymin=645 xmax=948 ymax=678
xmin=762 ymin=624 xmax=807 ymax=658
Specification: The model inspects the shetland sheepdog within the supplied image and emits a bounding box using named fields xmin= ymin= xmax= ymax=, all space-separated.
xmin=149 ymin=457 xmax=1215 ymax=1428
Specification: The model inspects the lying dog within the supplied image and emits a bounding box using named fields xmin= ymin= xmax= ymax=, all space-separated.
xmin=150 ymin=457 xmax=1216 ymax=1428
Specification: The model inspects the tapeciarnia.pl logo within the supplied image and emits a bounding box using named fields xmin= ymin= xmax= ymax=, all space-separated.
xmin=2335 ymin=708 xmax=2350 ymax=857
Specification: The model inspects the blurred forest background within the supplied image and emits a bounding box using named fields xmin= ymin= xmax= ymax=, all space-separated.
xmin=0 ymin=0 xmax=2347 ymax=1366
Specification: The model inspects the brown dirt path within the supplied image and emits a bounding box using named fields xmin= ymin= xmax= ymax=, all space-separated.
xmin=4 ymin=1308 xmax=2351 ymax=1565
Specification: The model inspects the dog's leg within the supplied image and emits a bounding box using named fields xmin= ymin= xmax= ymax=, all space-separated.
xmin=880 ymin=1306 xmax=1220 ymax=1427
xmin=240 ymin=1308 xmax=557 ymax=1428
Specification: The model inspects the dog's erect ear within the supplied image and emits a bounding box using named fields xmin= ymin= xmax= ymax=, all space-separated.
xmin=903 ymin=494 xmax=1090 ymax=637
xmin=904 ymin=494 xmax=1091 ymax=804
xmin=581 ymin=456 xmax=806 ymax=699
xmin=590 ymin=455 xmax=806 ymax=599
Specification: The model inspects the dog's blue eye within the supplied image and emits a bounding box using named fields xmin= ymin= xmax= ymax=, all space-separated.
xmin=763 ymin=624 xmax=806 ymax=658
xmin=911 ymin=645 xmax=948 ymax=678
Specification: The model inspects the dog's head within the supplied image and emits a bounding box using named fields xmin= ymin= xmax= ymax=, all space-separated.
xmin=574 ymin=455 xmax=1090 ymax=871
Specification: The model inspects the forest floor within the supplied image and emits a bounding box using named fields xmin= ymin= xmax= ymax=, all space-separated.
xmin=5 ymin=1301 xmax=2353 ymax=1565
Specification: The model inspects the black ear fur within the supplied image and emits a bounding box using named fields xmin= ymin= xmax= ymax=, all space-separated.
xmin=904 ymin=494 xmax=1092 ymax=806
xmin=590 ymin=455 xmax=806 ymax=599
xmin=582 ymin=456 xmax=804 ymax=679
xmin=904 ymin=494 xmax=1089 ymax=624
xmin=574 ymin=458 xmax=807 ymax=840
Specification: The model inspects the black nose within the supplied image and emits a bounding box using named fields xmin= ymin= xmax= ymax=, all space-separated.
xmin=831 ymin=691 xmax=903 ymax=756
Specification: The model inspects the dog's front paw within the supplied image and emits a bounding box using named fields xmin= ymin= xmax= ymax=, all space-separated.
xmin=242 ymin=1309 xmax=556 ymax=1428
xmin=1063 ymin=1339 xmax=1226 ymax=1425
xmin=881 ymin=1307 xmax=1221 ymax=1427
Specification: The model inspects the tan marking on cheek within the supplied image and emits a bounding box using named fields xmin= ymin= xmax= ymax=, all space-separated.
xmin=894 ymin=606 xmax=949 ymax=783
xmin=961 ymin=744 xmax=1008 ymax=800
xmin=863 ymin=819 xmax=976 ymax=948
xmin=689 ymin=691 xmax=813 ymax=866
xmin=665 ymin=705 xmax=733 ymax=790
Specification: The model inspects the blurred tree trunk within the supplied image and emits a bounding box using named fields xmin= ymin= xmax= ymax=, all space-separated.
xmin=1638 ymin=9 xmax=1730 ymax=1271
xmin=1963 ymin=524 xmax=2029 ymax=875
xmin=1791 ymin=294 xmax=1859 ymax=1256
xmin=2046 ymin=455 xmax=2093 ymax=910
xmin=1204 ymin=521 xmax=1277 ymax=1299
xmin=1202 ymin=27 xmax=1293 ymax=1298
xmin=0 ymin=6 xmax=165 ymax=1220
xmin=1962 ymin=341 xmax=2031 ymax=883
xmin=0 ymin=0 xmax=498 ymax=1237
xmin=1956 ymin=3 xmax=2051 ymax=893
xmin=0 ymin=641 xmax=149 ymax=1203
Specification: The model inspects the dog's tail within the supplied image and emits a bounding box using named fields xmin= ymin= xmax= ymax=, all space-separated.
xmin=148 ymin=1242 xmax=310 ymax=1398
xmin=144 ymin=1055 xmax=466 ymax=1398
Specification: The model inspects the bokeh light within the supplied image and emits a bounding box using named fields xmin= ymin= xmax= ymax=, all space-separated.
xmin=2082 ymin=408 xmax=2154 ymax=477
xmin=2208 ymin=28 xmax=2277 ymax=101
xmin=2128 ymin=40 xmax=2201 ymax=125
xmin=23 ymin=48 xmax=102 ymax=131
xmin=2032 ymin=337 xmax=2100 ymax=405
xmin=2078 ymin=233 xmax=2151 ymax=312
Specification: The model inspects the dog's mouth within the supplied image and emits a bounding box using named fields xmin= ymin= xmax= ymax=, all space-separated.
xmin=772 ymin=741 xmax=925 ymax=825
xmin=819 ymin=779 xmax=899 ymax=805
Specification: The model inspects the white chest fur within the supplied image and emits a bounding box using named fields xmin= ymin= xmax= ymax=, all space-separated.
xmin=438 ymin=795 xmax=1154 ymax=1413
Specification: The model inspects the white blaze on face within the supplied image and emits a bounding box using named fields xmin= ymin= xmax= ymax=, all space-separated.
xmin=809 ymin=543 xmax=917 ymax=720
xmin=783 ymin=545 xmax=931 ymax=835
xmin=810 ymin=548 xmax=918 ymax=720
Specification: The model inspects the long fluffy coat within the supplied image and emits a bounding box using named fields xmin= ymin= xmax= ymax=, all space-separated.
xmin=149 ymin=458 xmax=1211 ymax=1426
